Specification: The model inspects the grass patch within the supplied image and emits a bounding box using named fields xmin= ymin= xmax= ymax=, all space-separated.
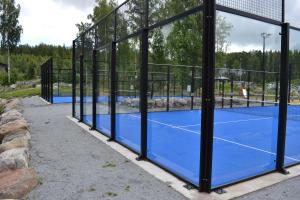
xmin=124 ymin=185 xmax=130 ymax=192
xmin=105 ymin=192 xmax=118 ymax=197
xmin=0 ymin=105 xmax=4 ymax=114
xmin=102 ymin=161 xmax=116 ymax=168
xmin=0 ymin=87 xmax=40 ymax=99
xmin=37 ymin=176 xmax=43 ymax=185
xmin=88 ymin=187 xmax=96 ymax=192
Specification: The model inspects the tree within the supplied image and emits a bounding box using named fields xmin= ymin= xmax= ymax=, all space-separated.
xmin=0 ymin=0 xmax=22 ymax=51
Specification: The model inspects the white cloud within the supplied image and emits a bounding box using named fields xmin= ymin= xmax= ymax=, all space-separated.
xmin=15 ymin=0 xmax=93 ymax=46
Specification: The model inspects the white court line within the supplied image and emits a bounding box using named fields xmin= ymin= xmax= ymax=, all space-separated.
xmin=128 ymin=114 xmax=300 ymax=162
xmin=179 ymin=117 xmax=273 ymax=128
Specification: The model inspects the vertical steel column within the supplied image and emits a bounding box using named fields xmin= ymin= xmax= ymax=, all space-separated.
xmin=92 ymin=50 xmax=97 ymax=130
xmin=276 ymin=23 xmax=290 ymax=174
xmin=50 ymin=58 xmax=54 ymax=104
xmin=72 ymin=41 xmax=76 ymax=117
xmin=138 ymin=0 xmax=149 ymax=160
xmin=200 ymin=0 xmax=216 ymax=193
xmin=79 ymin=55 xmax=84 ymax=122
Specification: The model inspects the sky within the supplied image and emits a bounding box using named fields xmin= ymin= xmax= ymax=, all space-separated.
xmin=13 ymin=0 xmax=300 ymax=49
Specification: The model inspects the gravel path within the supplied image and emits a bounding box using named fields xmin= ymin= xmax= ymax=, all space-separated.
xmin=23 ymin=97 xmax=186 ymax=200
xmin=22 ymin=96 xmax=300 ymax=200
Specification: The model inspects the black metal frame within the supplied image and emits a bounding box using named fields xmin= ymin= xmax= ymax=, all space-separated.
xmin=40 ymin=58 xmax=53 ymax=103
xmin=71 ymin=0 xmax=300 ymax=193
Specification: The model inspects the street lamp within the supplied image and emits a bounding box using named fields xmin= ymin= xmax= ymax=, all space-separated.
xmin=261 ymin=32 xmax=271 ymax=71
xmin=260 ymin=32 xmax=271 ymax=106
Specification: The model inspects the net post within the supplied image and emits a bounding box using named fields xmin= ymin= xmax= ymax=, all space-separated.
xmin=167 ymin=65 xmax=170 ymax=112
xmin=262 ymin=70 xmax=266 ymax=107
xmin=276 ymin=22 xmax=289 ymax=174
xmin=191 ymin=66 xmax=195 ymax=110
xmin=200 ymin=0 xmax=216 ymax=193
xmin=181 ymin=76 xmax=184 ymax=98
xmin=151 ymin=73 xmax=154 ymax=99
xmin=58 ymin=69 xmax=60 ymax=97
xmin=221 ymin=80 xmax=225 ymax=108
xmin=275 ymin=73 xmax=279 ymax=103
xmin=247 ymin=71 xmax=251 ymax=107
xmin=230 ymin=74 xmax=233 ymax=108
xmin=288 ymin=63 xmax=292 ymax=103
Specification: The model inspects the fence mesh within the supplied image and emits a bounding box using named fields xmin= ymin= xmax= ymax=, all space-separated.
xmin=217 ymin=0 xmax=283 ymax=21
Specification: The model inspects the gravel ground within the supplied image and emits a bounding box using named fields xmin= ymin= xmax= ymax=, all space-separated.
xmin=22 ymin=97 xmax=186 ymax=200
xmin=22 ymin=96 xmax=300 ymax=200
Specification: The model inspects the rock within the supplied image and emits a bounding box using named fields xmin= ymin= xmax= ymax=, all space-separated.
xmin=0 ymin=148 xmax=29 ymax=172
xmin=2 ymin=130 xmax=31 ymax=144
xmin=4 ymin=99 xmax=22 ymax=113
xmin=0 ymin=119 xmax=28 ymax=141
xmin=0 ymin=110 xmax=24 ymax=126
xmin=0 ymin=99 xmax=7 ymax=108
xmin=0 ymin=169 xmax=38 ymax=199
xmin=0 ymin=137 xmax=30 ymax=154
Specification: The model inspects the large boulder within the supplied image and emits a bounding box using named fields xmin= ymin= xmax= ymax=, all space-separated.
xmin=0 ymin=148 xmax=29 ymax=172
xmin=0 ymin=119 xmax=28 ymax=141
xmin=0 ymin=137 xmax=30 ymax=154
xmin=2 ymin=130 xmax=31 ymax=144
xmin=4 ymin=99 xmax=22 ymax=113
xmin=0 ymin=109 xmax=24 ymax=126
xmin=0 ymin=169 xmax=38 ymax=199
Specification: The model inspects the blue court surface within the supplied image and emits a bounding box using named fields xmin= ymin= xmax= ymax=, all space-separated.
xmin=82 ymin=105 xmax=300 ymax=188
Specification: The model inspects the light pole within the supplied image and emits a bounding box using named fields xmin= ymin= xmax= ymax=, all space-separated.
xmin=261 ymin=32 xmax=271 ymax=106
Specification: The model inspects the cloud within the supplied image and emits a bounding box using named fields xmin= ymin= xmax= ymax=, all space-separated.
xmin=53 ymin=0 xmax=95 ymax=12
xmin=15 ymin=0 xmax=94 ymax=46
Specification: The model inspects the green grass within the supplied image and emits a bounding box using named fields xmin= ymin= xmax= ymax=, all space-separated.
xmin=0 ymin=87 xmax=40 ymax=99
xmin=0 ymin=105 xmax=4 ymax=114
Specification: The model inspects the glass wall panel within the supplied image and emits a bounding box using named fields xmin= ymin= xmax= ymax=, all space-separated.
xmin=149 ymin=0 xmax=202 ymax=26
xmin=116 ymin=0 xmax=144 ymax=39
xmin=115 ymin=37 xmax=141 ymax=152
xmin=75 ymin=40 xmax=81 ymax=119
xmin=147 ymin=11 xmax=203 ymax=186
xmin=82 ymin=34 xmax=94 ymax=126
xmin=95 ymin=47 xmax=112 ymax=136
xmin=212 ymin=11 xmax=281 ymax=188
xmin=285 ymin=29 xmax=300 ymax=166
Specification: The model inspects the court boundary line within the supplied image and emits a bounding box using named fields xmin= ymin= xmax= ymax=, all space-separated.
xmin=179 ymin=117 xmax=273 ymax=128
xmin=128 ymin=114 xmax=300 ymax=162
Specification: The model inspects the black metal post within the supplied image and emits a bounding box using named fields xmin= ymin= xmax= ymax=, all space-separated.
xmin=138 ymin=0 xmax=149 ymax=160
xmin=92 ymin=50 xmax=97 ymax=130
xmin=79 ymin=55 xmax=84 ymax=122
xmin=57 ymin=69 xmax=60 ymax=97
xmin=247 ymin=71 xmax=251 ymax=107
xmin=200 ymin=0 xmax=216 ymax=193
xmin=276 ymin=23 xmax=289 ymax=174
xmin=110 ymin=42 xmax=117 ymax=141
xmin=72 ymin=40 xmax=76 ymax=117
xmin=50 ymin=58 xmax=54 ymax=104
xmin=181 ymin=76 xmax=184 ymax=97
